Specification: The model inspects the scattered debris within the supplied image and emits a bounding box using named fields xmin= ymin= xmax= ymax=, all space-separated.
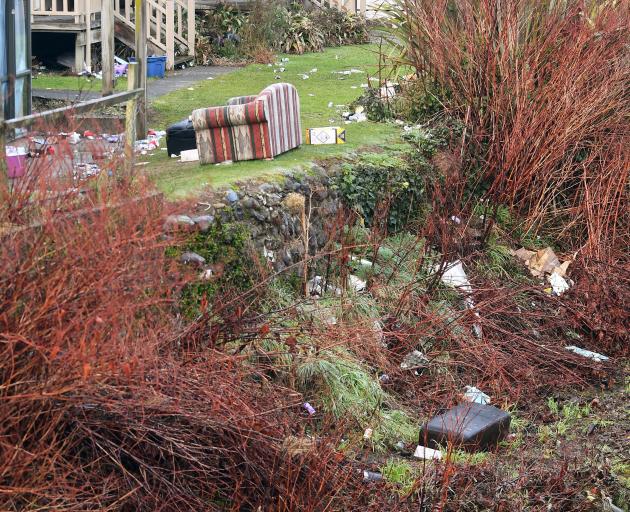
xmin=307 ymin=275 xmax=341 ymax=296
xmin=263 ymin=247 xmax=275 ymax=263
xmin=438 ymin=260 xmax=483 ymax=338
xmin=363 ymin=428 xmax=373 ymax=440
xmin=334 ymin=69 xmax=363 ymax=75
xmin=73 ymin=163 xmax=100 ymax=181
xmin=565 ymin=346 xmax=609 ymax=362
xmin=199 ymin=268 xmax=214 ymax=280
xmin=303 ymin=402 xmax=316 ymax=415
xmin=463 ymin=386 xmax=491 ymax=405
xmin=164 ymin=214 xmax=195 ymax=230
xmin=348 ymin=274 xmax=366 ymax=292
xmin=413 ymin=445 xmax=442 ymax=460
xmin=283 ymin=435 xmax=316 ymax=456
xmin=400 ymin=350 xmax=429 ymax=372
xmin=351 ymin=256 xmax=373 ymax=268
xmin=362 ymin=470 xmax=383 ymax=482
xmin=342 ymin=106 xmax=367 ymax=123
xmin=180 ymin=148 xmax=199 ymax=162
xmin=419 ymin=403 xmax=511 ymax=452
xmin=180 ymin=252 xmax=206 ymax=267
xmin=548 ymin=272 xmax=570 ymax=295
xmin=513 ymin=246 xmax=572 ymax=278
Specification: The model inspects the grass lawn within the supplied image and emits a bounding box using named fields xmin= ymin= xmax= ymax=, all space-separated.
xmin=31 ymin=73 xmax=128 ymax=92
xmin=146 ymin=44 xmax=400 ymax=198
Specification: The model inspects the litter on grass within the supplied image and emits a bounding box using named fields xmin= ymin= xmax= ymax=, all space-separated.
xmin=463 ymin=386 xmax=491 ymax=405
xmin=362 ymin=470 xmax=383 ymax=482
xmin=400 ymin=350 xmax=429 ymax=372
xmin=180 ymin=148 xmax=199 ymax=162
xmin=348 ymin=274 xmax=366 ymax=292
xmin=565 ymin=346 xmax=609 ymax=362
xmin=305 ymin=127 xmax=346 ymax=145
xmin=303 ymin=402 xmax=316 ymax=415
xmin=438 ymin=260 xmax=483 ymax=338
xmin=413 ymin=445 xmax=442 ymax=460
xmin=548 ymin=272 xmax=570 ymax=295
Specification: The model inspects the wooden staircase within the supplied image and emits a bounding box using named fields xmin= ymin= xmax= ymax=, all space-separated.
xmin=114 ymin=0 xmax=195 ymax=69
xmin=31 ymin=0 xmax=195 ymax=71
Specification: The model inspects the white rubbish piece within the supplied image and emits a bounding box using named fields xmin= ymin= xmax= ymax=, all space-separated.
xmin=451 ymin=215 xmax=462 ymax=225
xmin=548 ymin=272 xmax=570 ymax=295
xmin=298 ymin=73 xmax=309 ymax=80
xmin=327 ymin=101 xmax=334 ymax=108
xmin=348 ymin=112 xmax=367 ymax=123
xmin=187 ymin=87 xmax=194 ymax=91
xmin=180 ymin=148 xmax=199 ymax=162
xmin=207 ymin=76 xmax=215 ymax=80
xmin=400 ymin=350 xmax=429 ymax=371
xmin=351 ymin=255 xmax=373 ymax=267
xmin=307 ymin=275 xmax=341 ymax=296
xmin=363 ymin=428 xmax=373 ymax=440
xmin=334 ymin=68 xmax=363 ymax=75
xmin=566 ymin=346 xmax=609 ymax=362
xmin=463 ymin=386 xmax=491 ymax=405
xmin=68 ymin=132 xmax=81 ymax=145
xmin=438 ymin=260 xmax=483 ymax=338
xmin=199 ymin=269 xmax=214 ymax=280
xmin=439 ymin=260 xmax=472 ymax=294
xmin=380 ymin=83 xmax=397 ymax=98
xmin=362 ymin=470 xmax=383 ymax=482
xmin=73 ymin=163 xmax=100 ymax=180
xmin=310 ymin=68 xmax=318 ymax=73
xmin=348 ymin=274 xmax=366 ymax=292
xmin=263 ymin=247 xmax=275 ymax=263
xmin=413 ymin=445 xmax=442 ymax=460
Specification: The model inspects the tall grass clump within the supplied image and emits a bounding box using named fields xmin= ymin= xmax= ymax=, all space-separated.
xmin=382 ymin=0 xmax=629 ymax=260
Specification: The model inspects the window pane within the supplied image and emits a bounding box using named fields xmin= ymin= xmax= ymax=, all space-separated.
xmin=15 ymin=0 xmax=29 ymax=74
xmin=14 ymin=77 xmax=25 ymax=117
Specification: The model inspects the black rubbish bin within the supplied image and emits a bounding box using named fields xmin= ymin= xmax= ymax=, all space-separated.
xmin=166 ymin=118 xmax=197 ymax=157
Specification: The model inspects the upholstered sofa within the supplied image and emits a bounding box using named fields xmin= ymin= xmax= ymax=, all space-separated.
xmin=191 ymin=83 xmax=302 ymax=164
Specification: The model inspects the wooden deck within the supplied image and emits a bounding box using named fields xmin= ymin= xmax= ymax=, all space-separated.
xmin=32 ymin=0 xmax=195 ymax=72
xmin=31 ymin=15 xmax=101 ymax=32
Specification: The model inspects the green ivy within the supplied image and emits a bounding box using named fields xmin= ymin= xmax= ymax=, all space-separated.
xmin=331 ymin=151 xmax=433 ymax=231
xmin=176 ymin=220 xmax=254 ymax=318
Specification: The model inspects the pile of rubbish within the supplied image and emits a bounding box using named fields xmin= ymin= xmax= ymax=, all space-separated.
xmin=512 ymin=246 xmax=572 ymax=295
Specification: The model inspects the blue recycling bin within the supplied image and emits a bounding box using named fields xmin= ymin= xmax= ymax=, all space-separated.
xmin=147 ymin=55 xmax=167 ymax=78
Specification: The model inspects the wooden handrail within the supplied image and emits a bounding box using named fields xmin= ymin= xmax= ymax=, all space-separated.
xmin=0 ymin=84 xmax=145 ymax=198
xmin=3 ymin=89 xmax=143 ymax=131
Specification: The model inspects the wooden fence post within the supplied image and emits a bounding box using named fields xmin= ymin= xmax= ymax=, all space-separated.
xmin=101 ymin=0 xmax=114 ymax=95
xmin=187 ymin=0 xmax=195 ymax=58
xmin=135 ymin=0 xmax=147 ymax=138
xmin=166 ymin=0 xmax=175 ymax=70
xmin=124 ymin=63 xmax=138 ymax=176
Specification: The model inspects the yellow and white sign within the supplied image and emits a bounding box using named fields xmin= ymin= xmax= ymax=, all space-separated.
xmin=305 ymin=127 xmax=346 ymax=145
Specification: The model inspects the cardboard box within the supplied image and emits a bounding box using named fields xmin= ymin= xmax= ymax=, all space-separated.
xmin=305 ymin=127 xmax=346 ymax=145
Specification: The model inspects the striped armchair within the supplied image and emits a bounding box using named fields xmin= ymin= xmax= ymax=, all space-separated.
xmin=191 ymin=83 xmax=302 ymax=164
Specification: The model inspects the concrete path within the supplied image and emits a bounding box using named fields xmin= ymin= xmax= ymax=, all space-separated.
xmin=32 ymin=65 xmax=237 ymax=102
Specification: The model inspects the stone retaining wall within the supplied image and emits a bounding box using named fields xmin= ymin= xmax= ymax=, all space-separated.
xmin=168 ymin=165 xmax=342 ymax=272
